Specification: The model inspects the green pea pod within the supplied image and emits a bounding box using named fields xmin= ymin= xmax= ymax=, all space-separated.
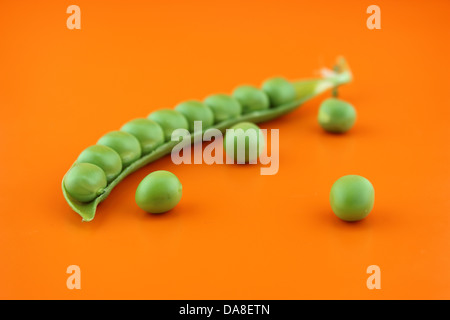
xmin=62 ymin=56 xmax=353 ymax=221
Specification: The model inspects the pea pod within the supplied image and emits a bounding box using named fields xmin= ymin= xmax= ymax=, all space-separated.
xmin=62 ymin=57 xmax=353 ymax=221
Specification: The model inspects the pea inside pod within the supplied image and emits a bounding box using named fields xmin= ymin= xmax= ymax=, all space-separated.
xmin=232 ymin=85 xmax=270 ymax=114
xmin=97 ymin=131 xmax=142 ymax=167
xmin=76 ymin=145 xmax=122 ymax=183
xmin=204 ymin=94 xmax=242 ymax=123
xmin=121 ymin=118 xmax=165 ymax=155
xmin=148 ymin=109 xmax=189 ymax=141
xmin=174 ymin=100 xmax=215 ymax=132
xmin=262 ymin=77 xmax=297 ymax=107
xmin=64 ymin=163 xmax=107 ymax=203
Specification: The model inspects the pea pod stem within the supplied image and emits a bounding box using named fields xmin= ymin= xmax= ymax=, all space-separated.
xmin=62 ymin=56 xmax=352 ymax=222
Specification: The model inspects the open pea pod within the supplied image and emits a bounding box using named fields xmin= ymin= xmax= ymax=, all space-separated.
xmin=62 ymin=56 xmax=352 ymax=221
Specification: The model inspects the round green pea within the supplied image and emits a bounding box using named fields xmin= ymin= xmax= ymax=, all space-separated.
xmin=224 ymin=122 xmax=265 ymax=164
xmin=329 ymin=175 xmax=375 ymax=222
xmin=174 ymin=100 xmax=215 ymax=132
xmin=318 ymin=98 xmax=356 ymax=133
xmin=97 ymin=131 xmax=142 ymax=167
xmin=148 ymin=109 xmax=189 ymax=141
xmin=135 ymin=170 xmax=182 ymax=214
xmin=232 ymin=85 xmax=270 ymax=114
xmin=121 ymin=118 xmax=165 ymax=155
xmin=76 ymin=145 xmax=122 ymax=183
xmin=204 ymin=94 xmax=242 ymax=123
xmin=64 ymin=163 xmax=107 ymax=203
xmin=262 ymin=77 xmax=297 ymax=107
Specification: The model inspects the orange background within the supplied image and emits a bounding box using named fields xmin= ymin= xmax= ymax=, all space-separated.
xmin=0 ymin=0 xmax=449 ymax=299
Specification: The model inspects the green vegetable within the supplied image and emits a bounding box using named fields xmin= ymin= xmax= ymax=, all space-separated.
xmin=121 ymin=118 xmax=165 ymax=155
xmin=97 ymin=131 xmax=142 ymax=167
xmin=204 ymin=94 xmax=242 ymax=123
xmin=62 ymin=56 xmax=353 ymax=221
xmin=135 ymin=170 xmax=182 ymax=214
xmin=224 ymin=122 xmax=265 ymax=164
xmin=148 ymin=109 xmax=189 ymax=141
xmin=64 ymin=163 xmax=107 ymax=203
xmin=262 ymin=77 xmax=297 ymax=107
xmin=293 ymin=79 xmax=323 ymax=99
xmin=232 ymin=85 xmax=270 ymax=113
xmin=329 ymin=175 xmax=375 ymax=222
xmin=318 ymin=98 xmax=356 ymax=133
xmin=174 ymin=100 xmax=215 ymax=132
xmin=76 ymin=145 xmax=122 ymax=183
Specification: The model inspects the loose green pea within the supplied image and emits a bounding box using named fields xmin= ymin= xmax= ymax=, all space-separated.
xmin=232 ymin=85 xmax=270 ymax=114
xmin=329 ymin=175 xmax=375 ymax=222
xmin=262 ymin=77 xmax=297 ymax=107
xmin=204 ymin=94 xmax=242 ymax=123
xmin=174 ymin=100 xmax=215 ymax=132
xmin=148 ymin=109 xmax=189 ymax=141
xmin=318 ymin=98 xmax=356 ymax=133
xmin=135 ymin=170 xmax=182 ymax=214
xmin=224 ymin=122 xmax=265 ymax=164
xmin=121 ymin=118 xmax=165 ymax=155
xmin=64 ymin=163 xmax=107 ymax=203
xmin=76 ymin=145 xmax=122 ymax=183
xmin=97 ymin=131 xmax=142 ymax=167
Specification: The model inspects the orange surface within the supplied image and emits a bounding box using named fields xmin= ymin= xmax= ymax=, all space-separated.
xmin=0 ymin=0 xmax=449 ymax=300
